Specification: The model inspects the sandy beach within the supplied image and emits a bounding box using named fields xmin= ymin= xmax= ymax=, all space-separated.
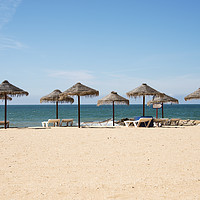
xmin=0 ymin=126 xmax=200 ymax=199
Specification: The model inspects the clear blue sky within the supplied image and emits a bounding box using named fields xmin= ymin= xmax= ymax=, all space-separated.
xmin=0 ymin=0 xmax=199 ymax=104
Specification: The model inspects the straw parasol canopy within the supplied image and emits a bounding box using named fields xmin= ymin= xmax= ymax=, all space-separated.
xmin=97 ymin=91 xmax=129 ymax=126
xmin=97 ymin=91 xmax=129 ymax=106
xmin=147 ymin=93 xmax=179 ymax=118
xmin=184 ymin=88 xmax=200 ymax=101
xmin=60 ymin=82 xmax=99 ymax=128
xmin=147 ymin=93 xmax=179 ymax=106
xmin=0 ymin=80 xmax=29 ymax=129
xmin=0 ymin=80 xmax=29 ymax=96
xmin=0 ymin=95 xmax=12 ymax=101
xmin=40 ymin=89 xmax=74 ymax=119
xmin=61 ymin=82 xmax=99 ymax=97
xmin=126 ymin=83 xmax=163 ymax=116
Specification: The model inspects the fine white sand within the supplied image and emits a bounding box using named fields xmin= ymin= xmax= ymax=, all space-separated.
xmin=0 ymin=126 xmax=200 ymax=199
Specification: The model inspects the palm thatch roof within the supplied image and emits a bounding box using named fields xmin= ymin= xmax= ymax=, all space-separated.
xmin=61 ymin=82 xmax=99 ymax=97
xmin=147 ymin=93 xmax=179 ymax=106
xmin=126 ymin=83 xmax=163 ymax=98
xmin=97 ymin=91 xmax=129 ymax=106
xmin=0 ymin=95 xmax=12 ymax=101
xmin=40 ymin=89 xmax=74 ymax=103
xmin=0 ymin=80 xmax=29 ymax=97
xmin=184 ymin=88 xmax=200 ymax=101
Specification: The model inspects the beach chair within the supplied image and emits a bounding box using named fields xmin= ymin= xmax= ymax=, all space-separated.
xmin=81 ymin=118 xmax=112 ymax=127
xmin=153 ymin=118 xmax=169 ymax=127
xmin=124 ymin=118 xmax=152 ymax=128
xmin=169 ymin=118 xmax=180 ymax=126
xmin=0 ymin=121 xmax=9 ymax=128
xmin=42 ymin=119 xmax=60 ymax=127
xmin=60 ymin=119 xmax=73 ymax=127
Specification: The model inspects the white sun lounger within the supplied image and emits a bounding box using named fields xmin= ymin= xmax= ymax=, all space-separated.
xmin=42 ymin=119 xmax=60 ymax=127
xmin=60 ymin=119 xmax=73 ymax=127
xmin=0 ymin=121 xmax=9 ymax=128
xmin=153 ymin=118 xmax=169 ymax=127
xmin=81 ymin=118 xmax=112 ymax=127
xmin=169 ymin=118 xmax=180 ymax=126
xmin=124 ymin=118 xmax=152 ymax=128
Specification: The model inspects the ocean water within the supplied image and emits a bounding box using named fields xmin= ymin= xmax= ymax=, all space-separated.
xmin=0 ymin=104 xmax=199 ymax=127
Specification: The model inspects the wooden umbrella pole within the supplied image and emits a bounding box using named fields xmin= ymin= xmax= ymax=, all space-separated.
xmin=56 ymin=101 xmax=58 ymax=119
xmin=156 ymin=108 xmax=158 ymax=118
xmin=113 ymin=101 xmax=115 ymax=126
xmin=162 ymin=103 xmax=164 ymax=118
xmin=78 ymin=95 xmax=80 ymax=128
xmin=143 ymin=95 xmax=145 ymax=116
xmin=5 ymin=94 xmax=7 ymax=129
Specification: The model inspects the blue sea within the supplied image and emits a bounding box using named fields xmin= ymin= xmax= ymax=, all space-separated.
xmin=0 ymin=104 xmax=199 ymax=127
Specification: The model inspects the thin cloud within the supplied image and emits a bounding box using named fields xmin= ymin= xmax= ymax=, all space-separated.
xmin=0 ymin=0 xmax=22 ymax=29
xmin=0 ymin=37 xmax=25 ymax=49
xmin=0 ymin=0 xmax=24 ymax=50
xmin=93 ymin=72 xmax=199 ymax=97
xmin=47 ymin=70 xmax=95 ymax=83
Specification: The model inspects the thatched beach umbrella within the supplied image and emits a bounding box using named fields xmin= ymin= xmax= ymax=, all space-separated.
xmin=0 ymin=95 xmax=12 ymax=101
xmin=97 ymin=91 xmax=129 ymax=126
xmin=60 ymin=82 xmax=99 ymax=128
xmin=147 ymin=93 xmax=179 ymax=118
xmin=0 ymin=80 xmax=29 ymax=129
xmin=40 ymin=89 xmax=74 ymax=119
xmin=126 ymin=83 xmax=163 ymax=116
xmin=184 ymin=88 xmax=200 ymax=101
